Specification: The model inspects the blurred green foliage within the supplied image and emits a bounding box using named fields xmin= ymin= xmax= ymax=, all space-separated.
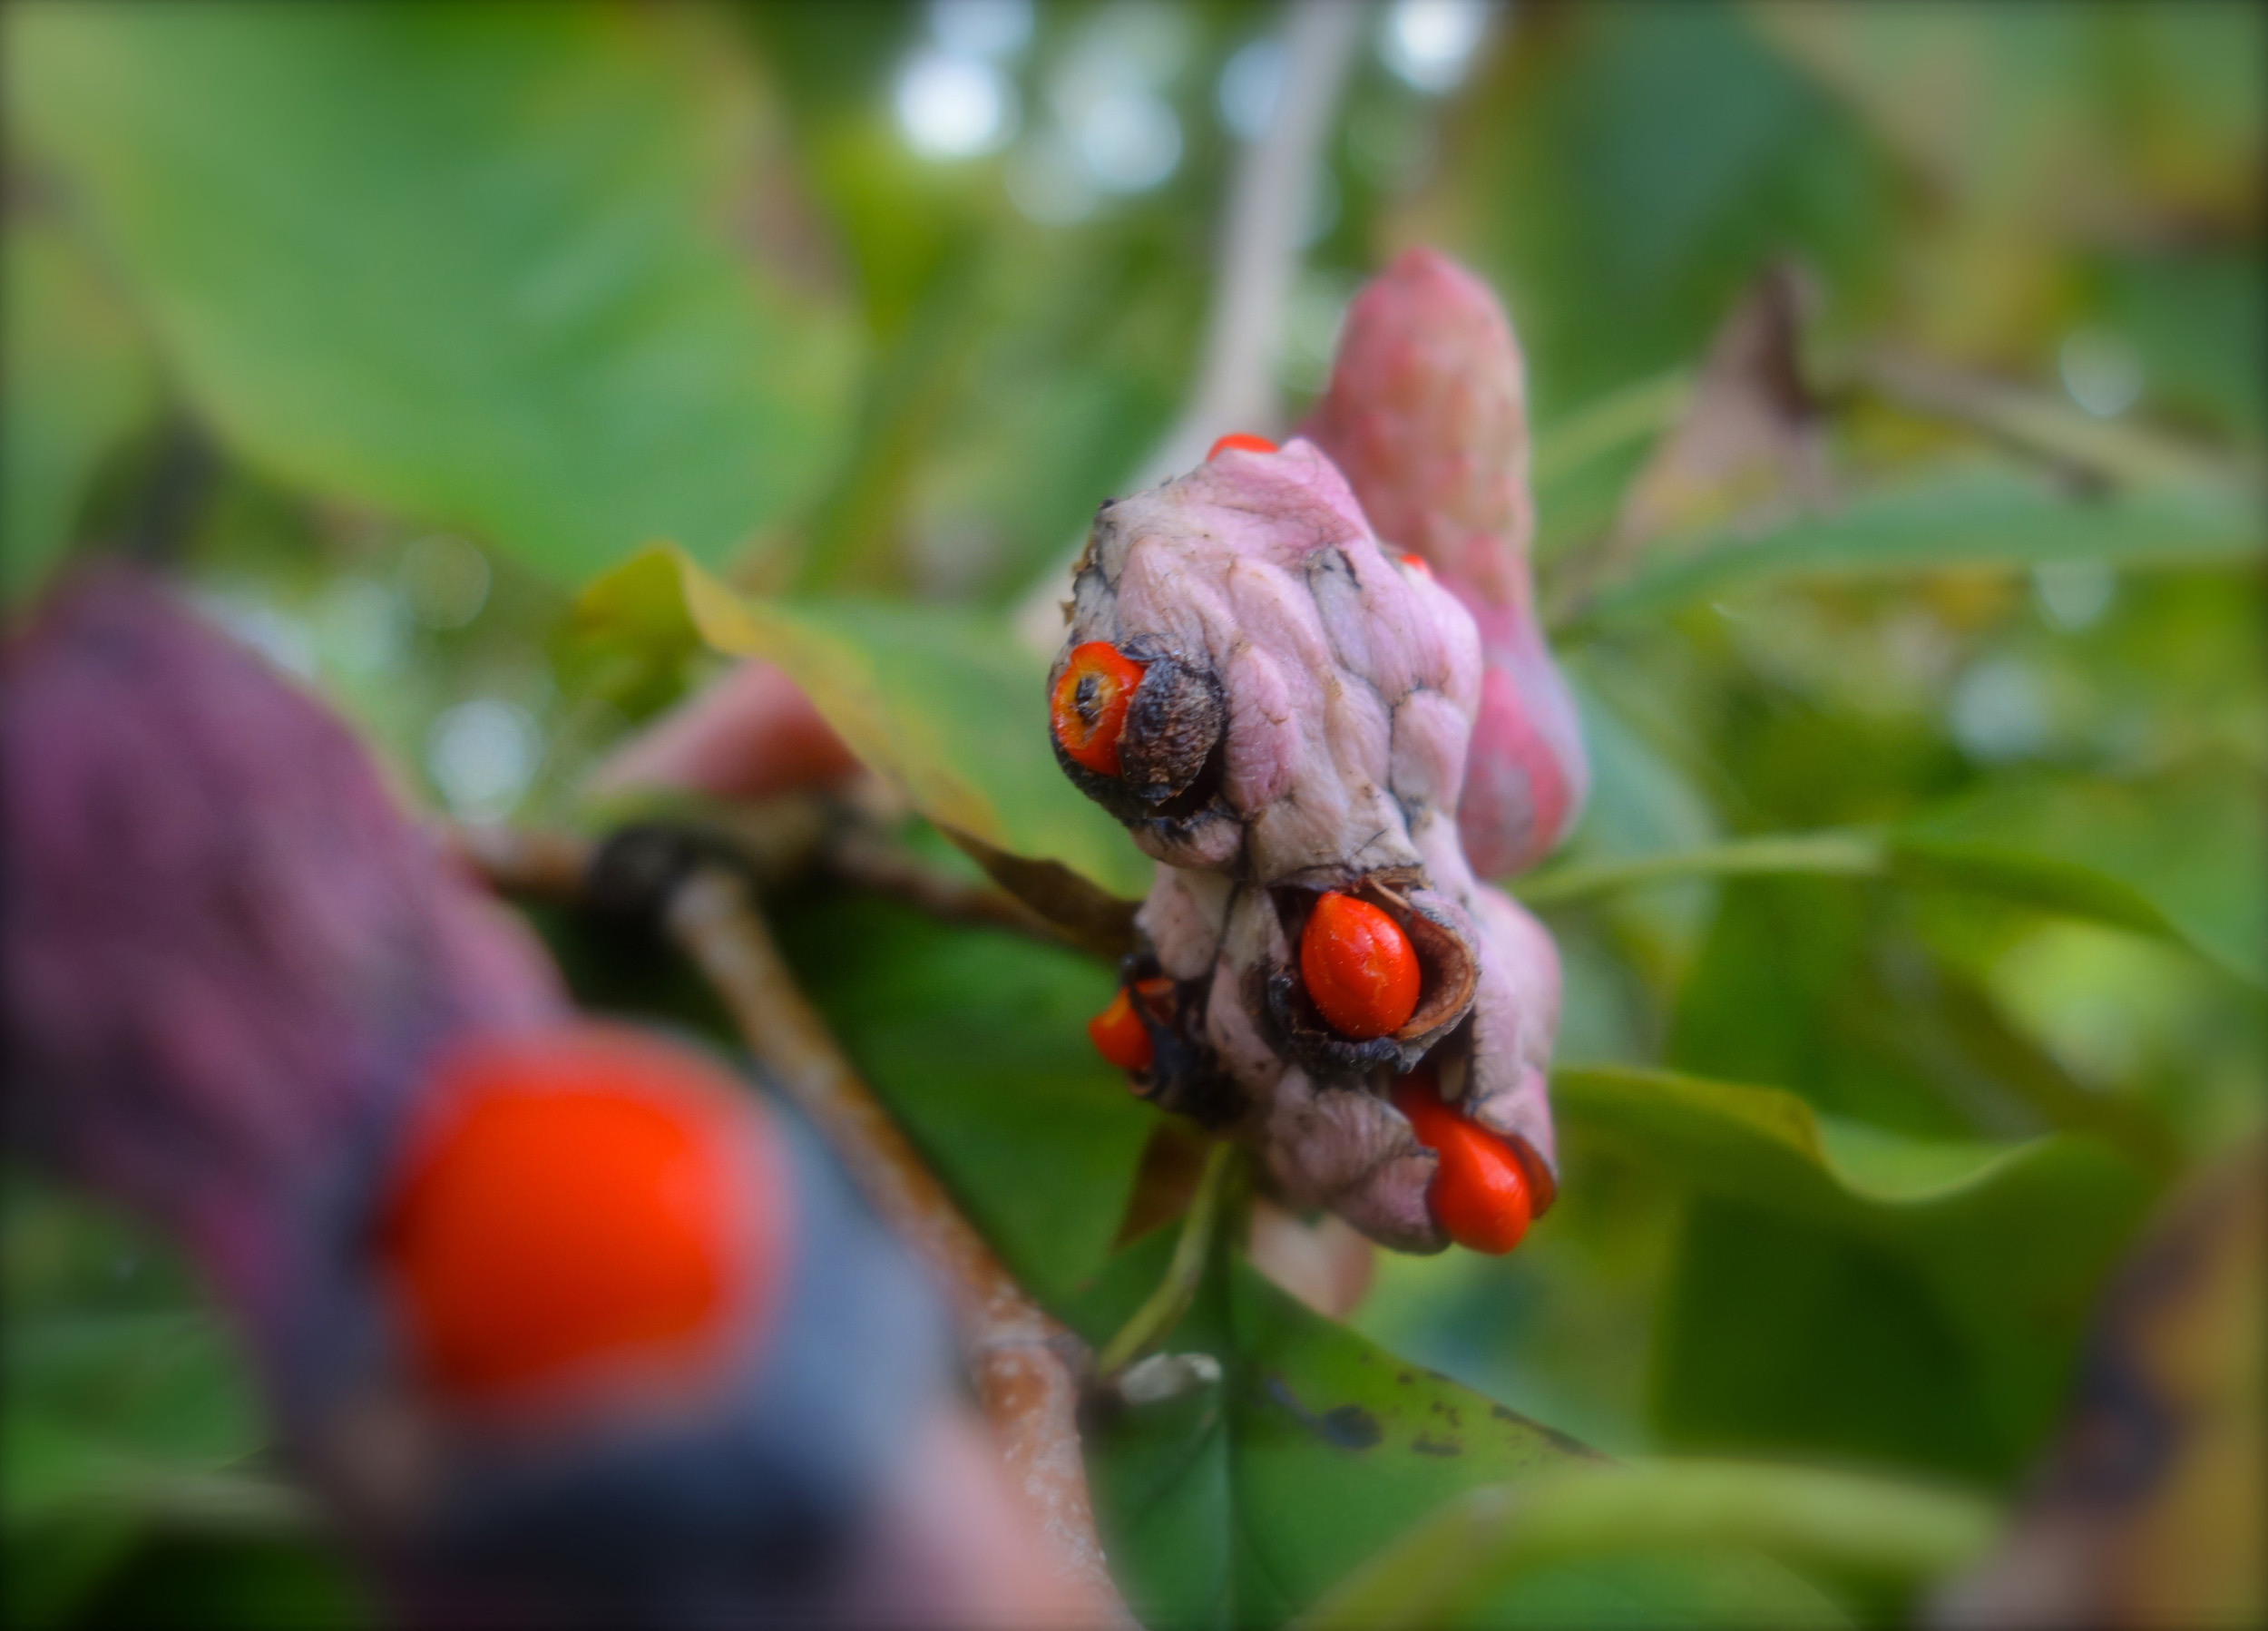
xmin=4 ymin=1 xmax=2260 ymax=1625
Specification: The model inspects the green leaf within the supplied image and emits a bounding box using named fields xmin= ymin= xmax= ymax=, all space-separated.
xmin=1298 ymin=1459 xmax=1998 ymax=1631
xmin=2 ymin=220 xmax=158 ymax=602
xmin=1893 ymin=769 xmax=2266 ymax=990
xmin=2 ymin=1173 xmax=281 ymax=1624
xmin=2 ymin=1177 xmax=268 ymax=1516
xmin=1062 ymin=1235 xmax=1844 ymax=1629
xmin=578 ymin=545 xmax=1154 ymax=901
xmin=10 ymin=4 xmax=856 ymax=585
xmin=1520 ymin=831 xmax=1886 ymax=908
xmin=1519 ymin=766 xmax=2267 ymax=990
xmin=1947 ymin=1144 xmax=2265 ymax=1624
xmin=58 ymin=1532 xmax=370 ymax=1631
xmin=1550 ymin=1065 xmax=2158 ymax=1479
xmin=771 ymin=890 xmax=1158 ymax=1304
xmin=1433 ymin=4 xmax=1897 ymax=420
xmin=1571 ymin=463 xmax=2263 ymax=631
xmin=4 ymin=1315 xmax=269 ymax=1523
xmin=1756 ymin=4 xmax=2263 ymax=233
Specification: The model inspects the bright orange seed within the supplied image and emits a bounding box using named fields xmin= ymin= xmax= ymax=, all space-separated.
xmin=1393 ymin=1069 xmax=1532 ymax=1255
xmin=380 ymin=1029 xmax=777 ymax=1402
xmin=1207 ymin=433 xmax=1278 ymax=460
xmin=1299 ymin=892 xmax=1421 ymax=1040
xmin=1397 ymin=552 xmax=1432 ymax=577
xmin=1088 ymin=988 xmax=1153 ymax=1073
xmin=1051 ymin=641 xmax=1149 ymax=776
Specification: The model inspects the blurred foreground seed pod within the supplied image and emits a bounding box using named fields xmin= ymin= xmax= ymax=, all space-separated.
xmin=0 ymin=569 xmax=1068 ymax=1628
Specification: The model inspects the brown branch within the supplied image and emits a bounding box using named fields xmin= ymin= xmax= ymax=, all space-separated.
xmin=454 ymin=809 xmax=1087 ymax=953
xmin=442 ymin=821 xmax=595 ymax=900
xmin=459 ymin=824 xmax=1129 ymax=1618
xmin=1852 ymin=347 xmax=2246 ymax=489
xmin=663 ymin=867 xmax=1129 ymax=1620
xmin=819 ymin=825 xmax=1075 ymax=949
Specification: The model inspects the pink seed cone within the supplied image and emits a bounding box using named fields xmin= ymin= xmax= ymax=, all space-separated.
xmin=1303 ymin=246 xmax=1589 ymax=880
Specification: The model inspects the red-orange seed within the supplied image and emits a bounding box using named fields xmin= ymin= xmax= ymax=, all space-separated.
xmin=1088 ymin=988 xmax=1154 ymax=1074
xmin=380 ymin=1030 xmax=777 ymax=1401
xmin=1299 ymin=892 xmax=1420 ymax=1039
xmin=1207 ymin=433 xmax=1278 ymax=460
xmin=1051 ymin=641 xmax=1148 ymax=776
xmin=1393 ymin=1069 xmax=1532 ymax=1255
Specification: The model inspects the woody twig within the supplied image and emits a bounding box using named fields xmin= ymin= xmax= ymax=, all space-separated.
xmin=461 ymin=824 xmax=1130 ymax=1621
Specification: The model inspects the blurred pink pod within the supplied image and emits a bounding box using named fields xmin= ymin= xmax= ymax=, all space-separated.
xmin=0 ymin=570 xmax=1098 ymax=1629
xmin=588 ymin=656 xmax=861 ymax=803
xmin=1303 ymin=246 xmax=1589 ymax=881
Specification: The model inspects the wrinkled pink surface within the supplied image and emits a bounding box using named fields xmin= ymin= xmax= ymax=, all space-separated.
xmin=1068 ymin=439 xmax=1479 ymax=886
xmin=1 ymin=569 xmax=566 ymax=1327
xmin=3 ymin=573 xmax=1104 ymax=1625
xmin=1071 ymin=433 xmax=1562 ymax=1251
xmin=1304 ymin=247 xmax=1589 ymax=881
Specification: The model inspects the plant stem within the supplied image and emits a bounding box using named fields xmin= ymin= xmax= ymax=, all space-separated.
xmin=1511 ymin=830 xmax=1887 ymax=905
xmin=661 ymin=865 xmax=1129 ymax=1619
xmin=1528 ymin=367 xmax=1693 ymax=488
xmin=443 ymin=821 xmax=596 ymax=899
xmin=1853 ymin=347 xmax=2248 ymax=489
xmin=1094 ymin=1140 xmax=1245 ymax=1378
xmin=821 ymin=825 xmax=1073 ymax=947
xmin=463 ymin=826 xmax=1133 ymax=1620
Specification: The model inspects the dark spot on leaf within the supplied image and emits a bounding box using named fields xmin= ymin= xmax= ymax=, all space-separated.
xmin=1485 ymin=1400 xmax=1608 ymax=1458
xmin=1322 ymin=1405 xmax=1383 ymax=1449
xmin=1264 ymin=1372 xmax=1383 ymax=1450
xmin=1412 ymin=1434 xmax=1462 ymax=1457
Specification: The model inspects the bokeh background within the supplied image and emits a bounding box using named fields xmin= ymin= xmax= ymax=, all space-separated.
xmin=5 ymin=2 xmax=2262 ymax=1626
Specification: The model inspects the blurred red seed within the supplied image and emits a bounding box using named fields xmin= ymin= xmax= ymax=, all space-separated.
xmin=1207 ymin=433 xmax=1278 ymax=460
xmin=1299 ymin=893 xmax=1420 ymax=1040
xmin=1397 ymin=552 xmax=1432 ymax=577
xmin=381 ymin=1030 xmax=777 ymax=1401
xmin=1087 ymin=987 xmax=1154 ymax=1073
xmin=1051 ymin=641 xmax=1148 ymax=776
xmin=1393 ymin=1069 xmax=1531 ymax=1254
